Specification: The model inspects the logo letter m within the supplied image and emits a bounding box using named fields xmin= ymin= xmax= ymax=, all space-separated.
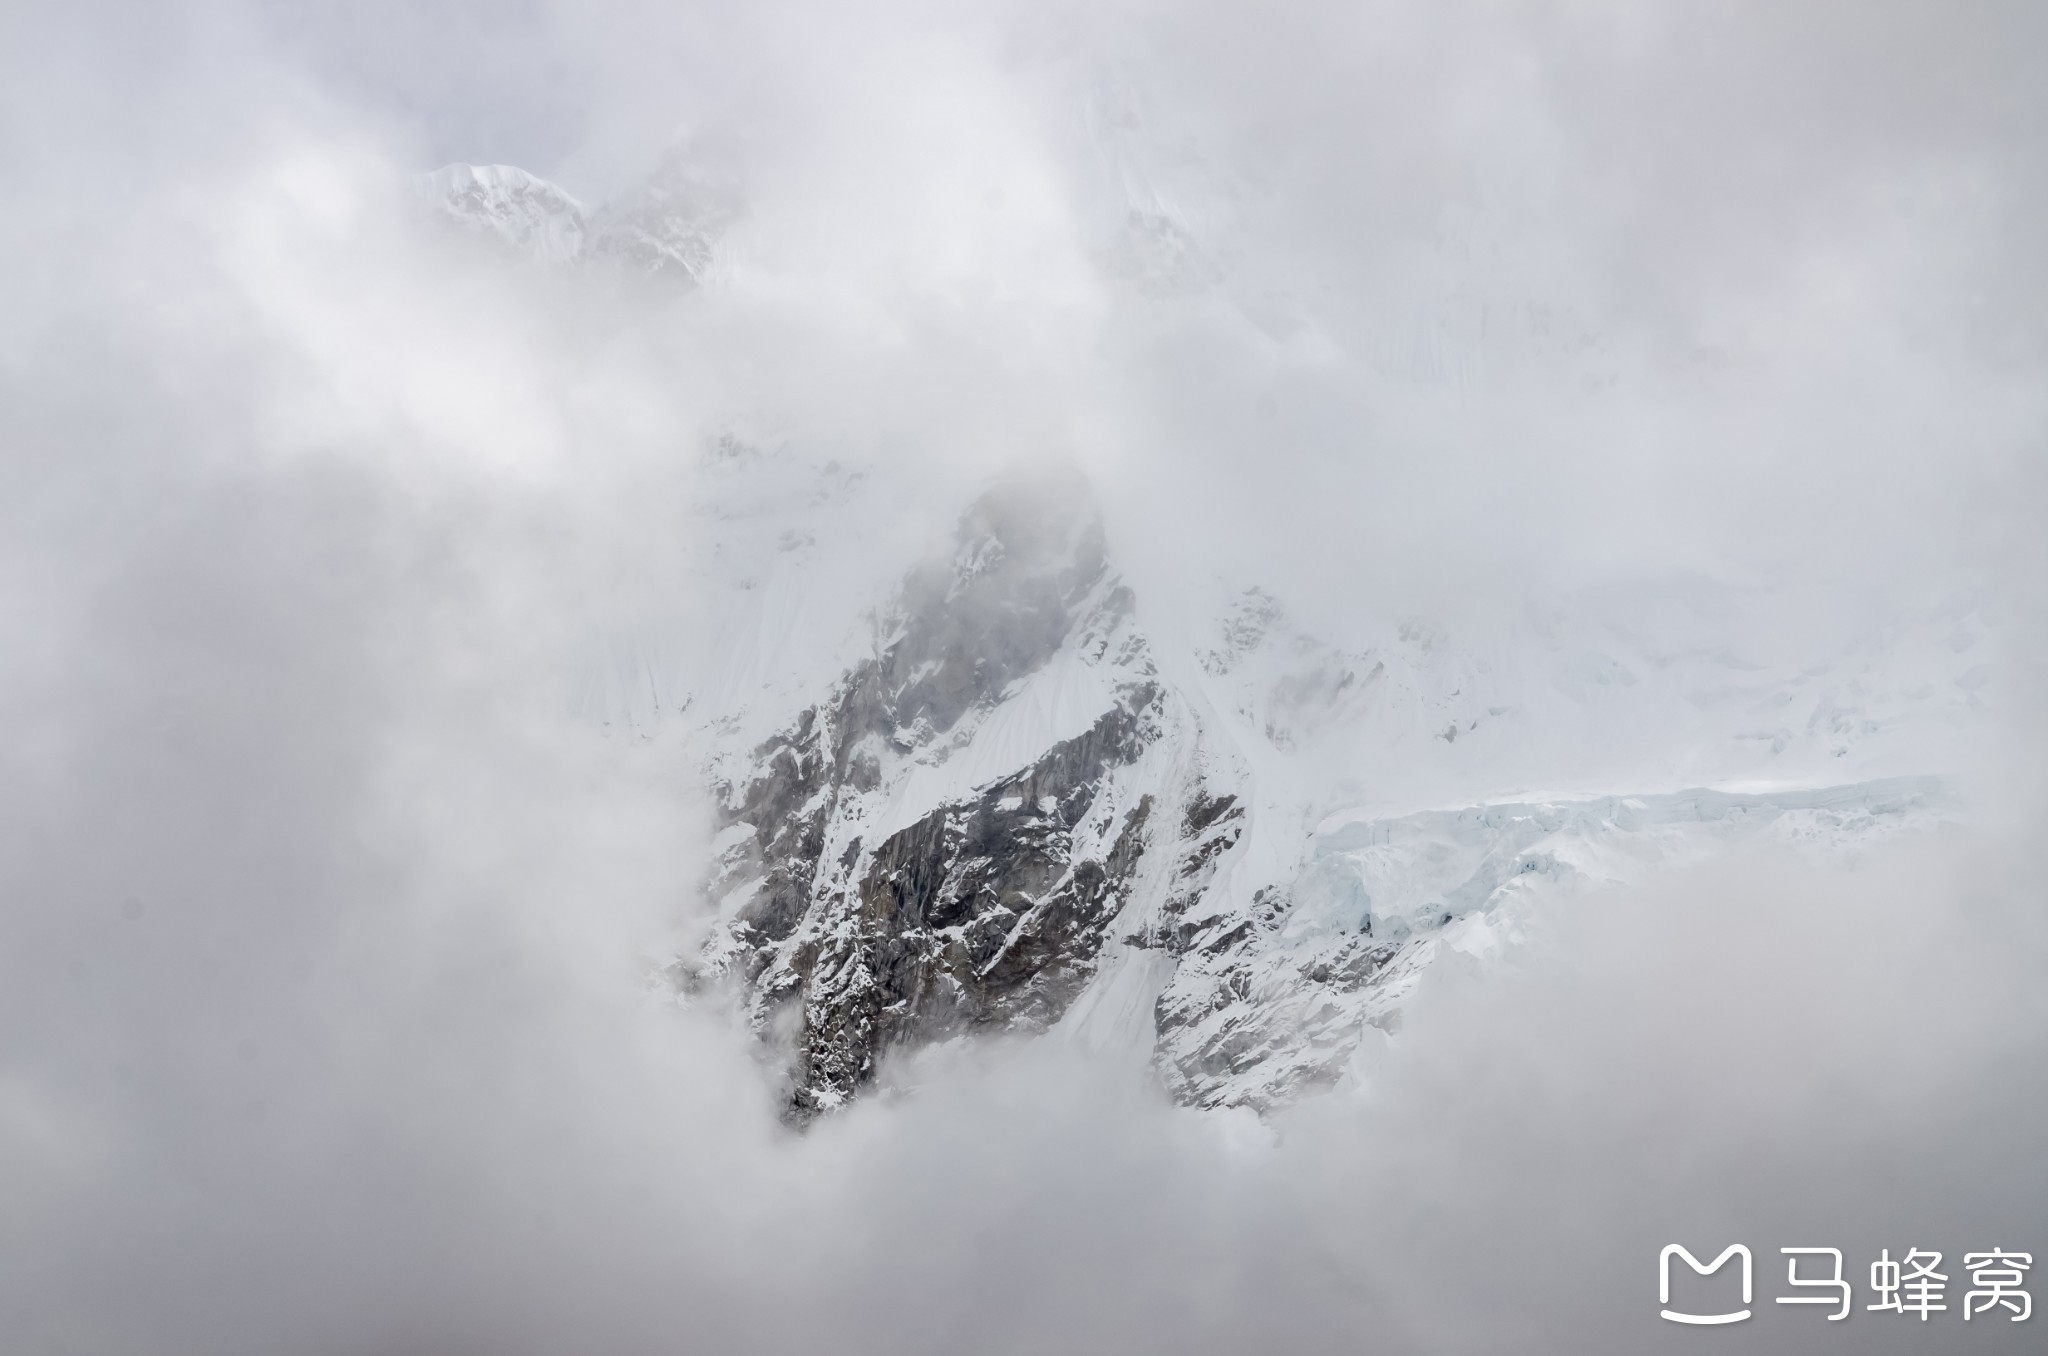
xmin=1660 ymin=1244 xmax=1753 ymax=1325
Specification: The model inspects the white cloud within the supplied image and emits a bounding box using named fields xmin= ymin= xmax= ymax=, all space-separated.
xmin=0 ymin=2 xmax=2042 ymax=1352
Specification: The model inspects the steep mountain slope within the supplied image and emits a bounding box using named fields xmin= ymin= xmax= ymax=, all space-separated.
xmin=694 ymin=477 xmax=1244 ymax=1117
xmin=675 ymin=469 xmax=1971 ymax=1119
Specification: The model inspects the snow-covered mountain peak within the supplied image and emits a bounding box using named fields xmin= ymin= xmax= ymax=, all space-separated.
xmin=581 ymin=143 xmax=746 ymax=286
xmin=418 ymin=144 xmax=742 ymax=284
xmin=656 ymin=466 xmax=1986 ymax=1120
xmin=419 ymin=162 xmax=587 ymax=264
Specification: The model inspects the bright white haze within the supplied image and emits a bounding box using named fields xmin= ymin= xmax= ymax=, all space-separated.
xmin=1 ymin=1 xmax=2045 ymax=1352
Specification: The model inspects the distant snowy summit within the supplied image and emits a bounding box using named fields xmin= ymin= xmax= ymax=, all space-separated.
xmin=418 ymin=163 xmax=588 ymax=264
xmin=418 ymin=149 xmax=743 ymax=285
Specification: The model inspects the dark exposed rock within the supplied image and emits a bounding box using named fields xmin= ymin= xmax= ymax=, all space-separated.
xmin=702 ymin=475 xmax=1189 ymax=1120
xmin=781 ymin=687 xmax=1164 ymax=1117
xmin=695 ymin=475 xmax=1438 ymax=1121
xmin=1153 ymin=919 xmax=1407 ymax=1108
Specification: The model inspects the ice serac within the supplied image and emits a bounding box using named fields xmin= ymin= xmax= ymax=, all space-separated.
xmin=1150 ymin=775 xmax=1948 ymax=1110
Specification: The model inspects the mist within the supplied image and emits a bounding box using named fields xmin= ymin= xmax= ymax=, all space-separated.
xmin=2 ymin=1 xmax=2044 ymax=1353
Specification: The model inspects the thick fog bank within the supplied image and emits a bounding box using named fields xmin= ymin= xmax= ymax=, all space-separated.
xmin=2 ymin=1 xmax=2045 ymax=1353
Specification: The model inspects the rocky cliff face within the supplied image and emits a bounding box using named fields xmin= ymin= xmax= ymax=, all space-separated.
xmin=697 ymin=479 xmax=1248 ymax=1118
xmin=686 ymin=473 xmax=1961 ymax=1122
